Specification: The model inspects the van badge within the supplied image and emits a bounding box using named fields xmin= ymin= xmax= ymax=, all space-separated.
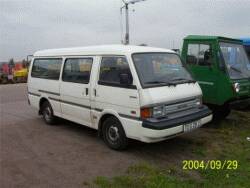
xmin=178 ymin=104 xmax=188 ymax=109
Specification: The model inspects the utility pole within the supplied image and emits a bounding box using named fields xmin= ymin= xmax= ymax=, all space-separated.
xmin=121 ymin=0 xmax=146 ymax=45
xmin=125 ymin=3 xmax=129 ymax=45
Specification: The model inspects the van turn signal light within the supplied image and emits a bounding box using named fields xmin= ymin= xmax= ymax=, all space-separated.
xmin=140 ymin=108 xmax=151 ymax=119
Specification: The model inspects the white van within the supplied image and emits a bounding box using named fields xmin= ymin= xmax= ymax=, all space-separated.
xmin=28 ymin=45 xmax=212 ymax=150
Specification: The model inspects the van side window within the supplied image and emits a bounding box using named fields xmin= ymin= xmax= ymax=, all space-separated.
xmin=187 ymin=44 xmax=212 ymax=66
xmin=31 ymin=58 xmax=62 ymax=80
xmin=99 ymin=56 xmax=132 ymax=85
xmin=62 ymin=58 xmax=93 ymax=84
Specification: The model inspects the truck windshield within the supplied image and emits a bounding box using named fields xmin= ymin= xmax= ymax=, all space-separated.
xmin=220 ymin=42 xmax=250 ymax=79
xmin=132 ymin=53 xmax=194 ymax=88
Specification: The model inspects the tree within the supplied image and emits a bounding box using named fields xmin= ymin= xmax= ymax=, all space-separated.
xmin=8 ymin=58 xmax=15 ymax=74
xmin=22 ymin=59 xmax=27 ymax=68
xmin=8 ymin=58 xmax=15 ymax=67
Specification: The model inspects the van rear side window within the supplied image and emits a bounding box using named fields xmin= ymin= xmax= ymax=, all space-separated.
xmin=31 ymin=58 xmax=62 ymax=80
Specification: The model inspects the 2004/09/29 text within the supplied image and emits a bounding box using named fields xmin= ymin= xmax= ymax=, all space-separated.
xmin=182 ymin=160 xmax=238 ymax=170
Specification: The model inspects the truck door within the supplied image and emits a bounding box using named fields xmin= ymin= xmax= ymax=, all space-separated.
xmin=185 ymin=43 xmax=218 ymax=104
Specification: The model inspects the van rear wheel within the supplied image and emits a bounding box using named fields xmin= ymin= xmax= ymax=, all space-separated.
xmin=41 ymin=101 xmax=56 ymax=125
xmin=102 ymin=117 xmax=128 ymax=150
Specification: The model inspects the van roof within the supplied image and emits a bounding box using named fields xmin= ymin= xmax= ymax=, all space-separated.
xmin=34 ymin=45 xmax=174 ymax=57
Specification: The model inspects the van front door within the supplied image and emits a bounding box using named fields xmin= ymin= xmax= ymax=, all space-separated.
xmin=91 ymin=56 xmax=140 ymax=128
xmin=60 ymin=57 xmax=93 ymax=127
xmin=186 ymin=43 xmax=218 ymax=104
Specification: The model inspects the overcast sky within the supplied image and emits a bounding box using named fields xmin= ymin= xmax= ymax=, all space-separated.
xmin=0 ymin=0 xmax=249 ymax=61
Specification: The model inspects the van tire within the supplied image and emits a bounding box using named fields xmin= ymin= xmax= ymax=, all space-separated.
xmin=102 ymin=117 xmax=128 ymax=150
xmin=41 ymin=101 xmax=56 ymax=125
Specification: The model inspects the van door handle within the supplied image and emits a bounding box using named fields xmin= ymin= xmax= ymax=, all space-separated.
xmin=85 ymin=88 xmax=89 ymax=95
xmin=94 ymin=89 xmax=97 ymax=96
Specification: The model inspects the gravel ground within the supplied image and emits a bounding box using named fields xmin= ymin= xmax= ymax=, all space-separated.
xmin=0 ymin=84 xmax=216 ymax=188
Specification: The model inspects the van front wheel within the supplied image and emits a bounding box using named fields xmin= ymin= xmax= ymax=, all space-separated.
xmin=102 ymin=117 xmax=128 ymax=150
xmin=41 ymin=101 xmax=56 ymax=125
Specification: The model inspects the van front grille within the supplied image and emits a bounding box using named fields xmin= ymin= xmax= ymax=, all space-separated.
xmin=164 ymin=97 xmax=200 ymax=115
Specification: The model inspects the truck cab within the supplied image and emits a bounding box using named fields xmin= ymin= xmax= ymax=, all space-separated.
xmin=181 ymin=35 xmax=250 ymax=118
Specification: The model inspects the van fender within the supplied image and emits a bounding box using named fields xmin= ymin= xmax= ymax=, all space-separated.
xmin=97 ymin=109 xmax=128 ymax=137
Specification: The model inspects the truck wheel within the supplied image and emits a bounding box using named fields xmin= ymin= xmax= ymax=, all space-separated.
xmin=212 ymin=104 xmax=231 ymax=120
xmin=220 ymin=106 xmax=231 ymax=118
xmin=41 ymin=101 xmax=56 ymax=125
xmin=102 ymin=117 xmax=128 ymax=150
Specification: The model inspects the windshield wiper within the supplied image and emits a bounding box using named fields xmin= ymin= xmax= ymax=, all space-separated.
xmin=170 ymin=78 xmax=196 ymax=84
xmin=230 ymin=66 xmax=242 ymax=73
xmin=144 ymin=81 xmax=176 ymax=86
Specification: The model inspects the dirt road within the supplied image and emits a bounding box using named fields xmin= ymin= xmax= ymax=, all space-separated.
xmin=0 ymin=84 xmax=217 ymax=188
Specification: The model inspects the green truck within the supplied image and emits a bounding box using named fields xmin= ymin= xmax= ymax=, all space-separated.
xmin=181 ymin=35 xmax=250 ymax=118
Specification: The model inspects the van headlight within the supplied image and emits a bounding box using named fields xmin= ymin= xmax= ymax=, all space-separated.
xmin=233 ymin=83 xmax=240 ymax=93
xmin=140 ymin=105 xmax=165 ymax=119
xmin=196 ymin=97 xmax=202 ymax=106
xmin=152 ymin=105 xmax=165 ymax=118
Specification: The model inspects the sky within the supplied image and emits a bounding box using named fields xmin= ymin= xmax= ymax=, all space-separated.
xmin=0 ymin=0 xmax=250 ymax=62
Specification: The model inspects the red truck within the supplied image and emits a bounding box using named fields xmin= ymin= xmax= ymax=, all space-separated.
xmin=0 ymin=62 xmax=27 ymax=84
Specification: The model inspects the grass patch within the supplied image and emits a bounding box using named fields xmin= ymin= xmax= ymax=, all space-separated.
xmin=89 ymin=111 xmax=250 ymax=188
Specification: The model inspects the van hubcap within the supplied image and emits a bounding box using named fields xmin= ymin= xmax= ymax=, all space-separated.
xmin=44 ymin=107 xmax=51 ymax=121
xmin=108 ymin=126 xmax=119 ymax=142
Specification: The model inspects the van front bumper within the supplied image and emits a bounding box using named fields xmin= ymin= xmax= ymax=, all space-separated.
xmin=142 ymin=106 xmax=212 ymax=130
xmin=140 ymin=106 xmax=212 ymax=142
xmin=121 ymin=106 xmax=212 ymax=143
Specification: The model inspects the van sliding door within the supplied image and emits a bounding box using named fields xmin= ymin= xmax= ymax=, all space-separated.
xmin=60 ymin=57 xmax=93 ymax=127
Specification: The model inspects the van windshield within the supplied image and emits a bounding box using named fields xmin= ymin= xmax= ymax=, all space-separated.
xmin=132 ymin=53 xmax=194 ymax=88
xmin=220 ymin=42 xmax=250 ymax=79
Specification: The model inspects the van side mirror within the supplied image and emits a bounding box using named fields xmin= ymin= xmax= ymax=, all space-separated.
xmin=119 ymin=73 xmax=132 ymax=85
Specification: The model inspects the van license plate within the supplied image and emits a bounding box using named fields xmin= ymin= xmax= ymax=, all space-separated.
xmin=183 ymin=121 xmax=202 ymax=132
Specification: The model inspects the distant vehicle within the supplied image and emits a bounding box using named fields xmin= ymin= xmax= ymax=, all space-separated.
xmin=0 ymin=63 xmax=28 ymax=84
xmin=28 ymin=45 xmax=212 ymax=150
xmin=0 ymin=63 xmax=11 ymax=84
xmin=181 ymin=35 xmax=250 ymax=119
xmin=241 ymin=38 xmax=250 ymax=60
xmin=13 ymin=68 xmax=28 ymax=83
